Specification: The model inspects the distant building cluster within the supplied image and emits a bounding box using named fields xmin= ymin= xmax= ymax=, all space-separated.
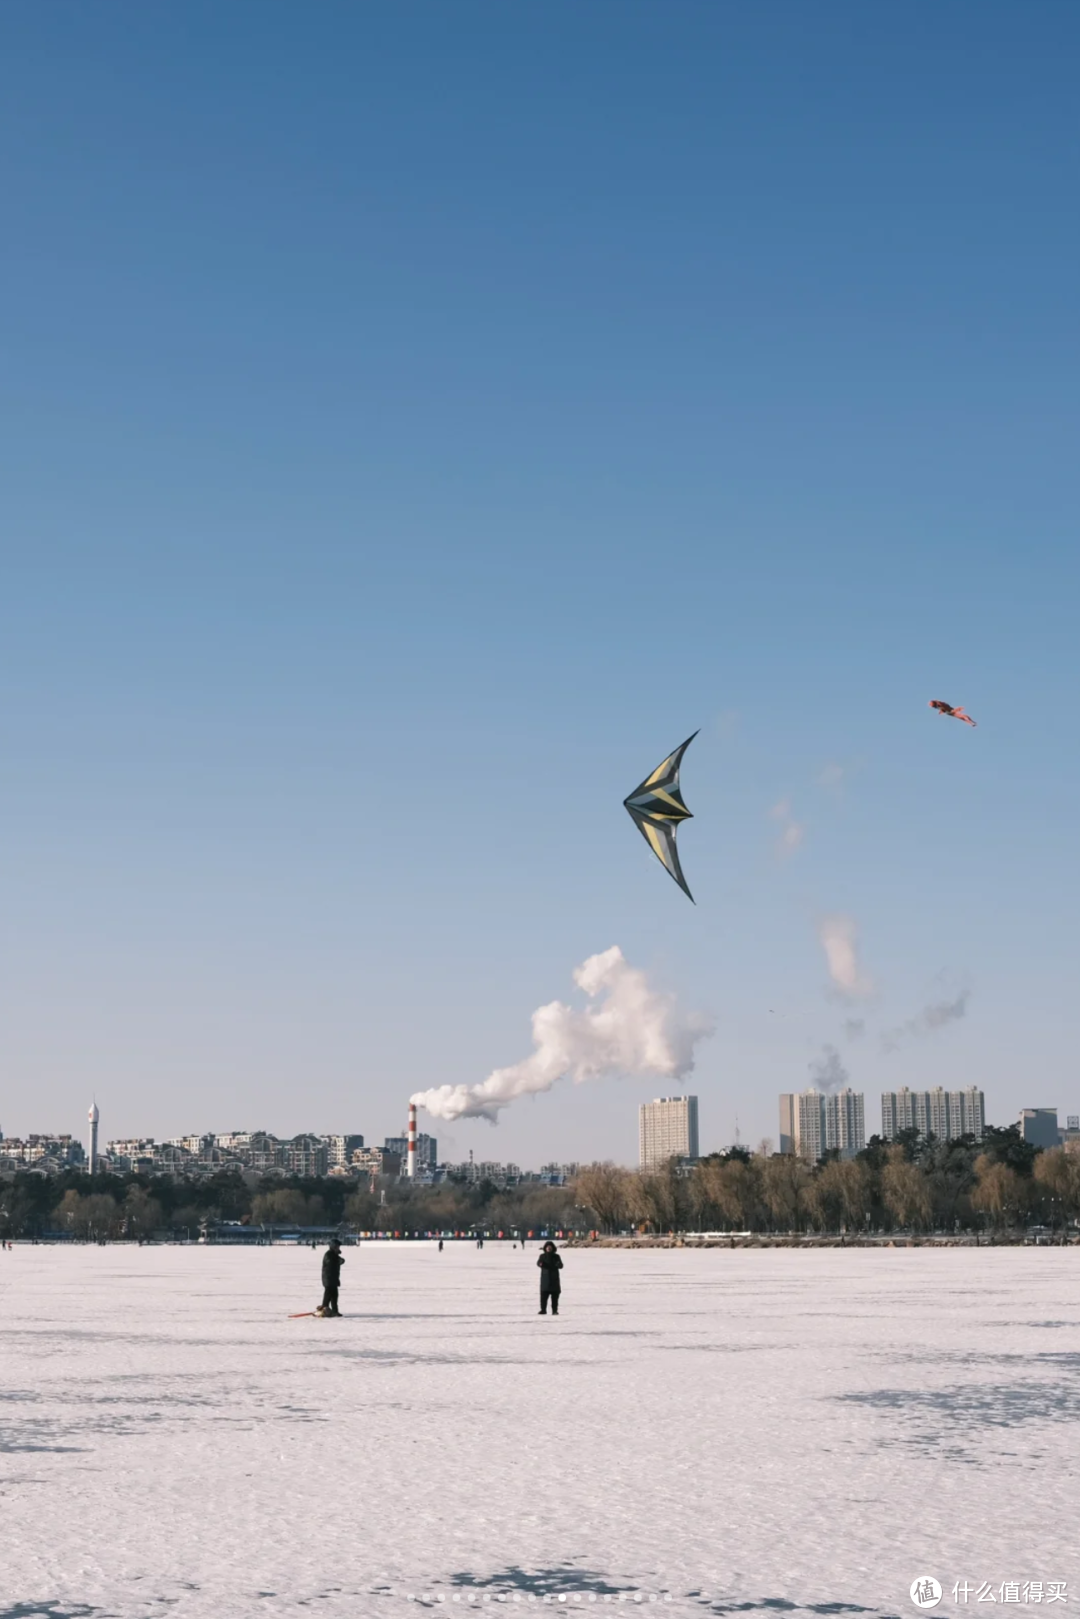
xmin=0 ymin=1111 xmax=583 ymax=1187
xmin=0 ymin=1135 xmax=86 ymax=1173
xmin=102 ymin=1131 xmax=368 ymax=1178
xmin=881 ymin=1086 xmax=985 ymax=1142
xmin=778 ymin=1089 xmax=866 ymax=1159
xmin=441 ymin=1160 xmax=579 ymax=1189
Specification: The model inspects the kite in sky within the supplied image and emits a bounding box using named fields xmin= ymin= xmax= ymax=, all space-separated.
xmin=929 ymin=699 xmax=977 ymax=728
xmin=623 ymin=732 xmax=698 ymax=902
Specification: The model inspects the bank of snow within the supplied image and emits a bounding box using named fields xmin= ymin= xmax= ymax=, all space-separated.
xmin=1 ymin=1244 xmax=1076 ymax=1617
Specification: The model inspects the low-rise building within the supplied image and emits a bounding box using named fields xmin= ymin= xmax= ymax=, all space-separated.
xmin=351 ymin=1146 xmax=400 ymax=1178
xmin=1019 ymin=1108 xmax=1060 ymax=1150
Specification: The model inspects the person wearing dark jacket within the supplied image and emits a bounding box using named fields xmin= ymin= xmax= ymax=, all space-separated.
xmin=320 ymin=1238 xmax=344 ymax=1316
xmin=536 ymin=1242 xmax=563 ymax=1315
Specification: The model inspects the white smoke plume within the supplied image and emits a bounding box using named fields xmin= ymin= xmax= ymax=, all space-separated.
xmin=809 ymin=1044 xmax=849 ymax=1093
xmin=881 ymin=990 xmax=970 ymax=1053
xmin=412 ymin=946 xmax=714 ymax=1124
xmin=818 ymin=914 xmax=874 ymax=1000
xmin=769 ymin=799 xmax=804 ymax=857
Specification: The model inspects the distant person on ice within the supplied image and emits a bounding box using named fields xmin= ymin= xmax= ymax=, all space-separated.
xmin=537 ymin=1242 xmax=563 ymax=1315
xmin=319 ymin=1237 xmax=344 ymax=1317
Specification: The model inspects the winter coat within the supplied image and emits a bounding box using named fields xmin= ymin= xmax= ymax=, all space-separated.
xmin=536 ymin=1250 xmax=563 ymax=1287
xmin=322 ymin=1248 xmax=344 ymax=1286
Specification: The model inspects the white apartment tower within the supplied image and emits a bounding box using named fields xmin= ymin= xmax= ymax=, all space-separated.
xmin=793 ymin=1091 xmax=825 ymax=1161
xmin=779 ymin=1089 xmax=866 ymax=1160
xmin=639 ymin=1096 xmax=699 ymax=1171
xmin=881 ymin=1086 xmax=985 ymax=1142
xmin=826 ymin=1088 xmax=866 ymax=1157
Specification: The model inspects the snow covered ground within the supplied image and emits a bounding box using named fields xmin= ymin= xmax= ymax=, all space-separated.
xmin=1 ymin=1244 xmax=1077 ymax=1619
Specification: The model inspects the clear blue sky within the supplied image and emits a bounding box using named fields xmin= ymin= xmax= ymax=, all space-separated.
xmin=2 ymin=2 xmax=1078 ymax=1164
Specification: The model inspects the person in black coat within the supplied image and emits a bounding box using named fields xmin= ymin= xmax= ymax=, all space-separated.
xmin=320 ymin=1238 xmax=344 ymax=1316
xmin=536 ymin=1241 xmax=563 ymax=1315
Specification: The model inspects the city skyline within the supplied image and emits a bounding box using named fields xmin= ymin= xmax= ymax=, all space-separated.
xmin=11 ymin=1080 xmax=1078 ymax=1179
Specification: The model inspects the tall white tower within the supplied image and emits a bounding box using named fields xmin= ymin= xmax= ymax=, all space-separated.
xmin=88 ymin=1100 xmax=99 ymax=1175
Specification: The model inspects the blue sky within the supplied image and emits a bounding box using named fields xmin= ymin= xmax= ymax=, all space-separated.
xmin=2 ymin=2 xmax=1078 ymax=1164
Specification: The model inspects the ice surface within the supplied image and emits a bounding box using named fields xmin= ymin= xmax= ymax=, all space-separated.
xmin=1 ymin=1244 xmax=1077 ymax=1618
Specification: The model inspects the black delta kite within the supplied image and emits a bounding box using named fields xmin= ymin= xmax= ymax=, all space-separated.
xmin=623 ymin=732 xmax=698 ymax=902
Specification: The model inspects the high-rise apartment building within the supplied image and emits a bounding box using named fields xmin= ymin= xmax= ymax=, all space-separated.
xmin=826 ymin=1088 xmax=866 ymax=1157
xmin=793 ymin=1091 xmax=825 ymax=1161
xmin=779 ymin=1089 xmax=865 ymax=1160
xmin=778 ymin=1094 xmax=795 ymax=1156
xmin=639 ymin=1096 xmax=699 ymax=1171
xmin=881 ymin=1087 xmax=985 ymax=1142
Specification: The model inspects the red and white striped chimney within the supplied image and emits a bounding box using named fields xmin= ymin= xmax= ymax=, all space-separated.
xmin=406 ymin=1102 xmax=417 ymax=1180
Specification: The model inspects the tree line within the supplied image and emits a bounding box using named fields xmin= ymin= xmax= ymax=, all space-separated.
xmin=575 ymin=1128 xmax=1080 ymax=1234
xmin=0 ymin=1166 xmax=583 ymax=1240
xmin=2 ymin=1128 xmax=1076 ymax=1240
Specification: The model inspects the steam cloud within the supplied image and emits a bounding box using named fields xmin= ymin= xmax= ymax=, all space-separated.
xmin=881 ymin=990 xmax=970 ymax=1052
xmin=818 ymin=914 xmax=874 ymax=999
xmin=809 ymin=1043 xmax=850 ymax=1093
xmin=770 ymin=799 xmax=805 ymax=857
xmin=412 ymin=946 xmax=714 ymax=1124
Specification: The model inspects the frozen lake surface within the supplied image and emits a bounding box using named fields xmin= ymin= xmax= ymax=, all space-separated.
xmin=1 ymin=1243 xmax=1077 ymax=1618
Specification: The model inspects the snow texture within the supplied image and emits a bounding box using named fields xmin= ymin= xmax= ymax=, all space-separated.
xmin=0 ymin=1245 xmax=1077 ymax=1618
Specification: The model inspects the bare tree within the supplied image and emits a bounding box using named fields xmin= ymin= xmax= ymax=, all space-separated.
xmin=761 ymin=1153 xmax=810 ymax=1232
xmin=56 ymin=1190 xmax=122 ymax=1241
xmin=882 ymin=1146 xmax=932 ymax=1229
xmin=123 ymin=1186 xmax=163 ymax=1239
xmin=252 ymin=1188 xmax=324 ymax=1226
xmin=344 ymin=1188 xmax=378 ymax=1230
xmin=626 ymin=1164 xmax=680 ymax=1232
xmin=572 ymin=1164 xmax=632 ymax=1234
xmin=1034 ymin=1147 xmax=1080 ymax=1227
xmin=971 ymin=1155 xmax=1026 ymax=1229
xmin=694 ymin=1158 xmax=764 ymax=1230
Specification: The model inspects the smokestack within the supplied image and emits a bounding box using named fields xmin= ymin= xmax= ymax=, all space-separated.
xmin=407 ymin=1102 xmax=417 ymax=1180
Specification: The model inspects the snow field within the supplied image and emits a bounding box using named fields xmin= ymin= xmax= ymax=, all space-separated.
xmin=0 ymin=1244 xmax=1077 ymax=1619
